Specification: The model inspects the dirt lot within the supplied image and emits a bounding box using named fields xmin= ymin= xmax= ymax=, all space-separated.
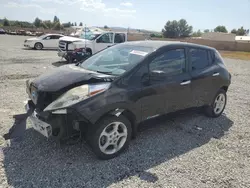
xmin=0 ymin=35 xmax=250 ymax=188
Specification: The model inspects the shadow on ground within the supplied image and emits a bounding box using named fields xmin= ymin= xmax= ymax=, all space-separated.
xmin=2 ymin=109 xmax=233 ymax=187
xmin=52 ymin=60 xmax=68 ymax=67
xmin=22 ymin=48 xmax=58 ymax=51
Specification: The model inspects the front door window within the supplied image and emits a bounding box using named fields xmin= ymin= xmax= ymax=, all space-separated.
xmin=97 ymin=33 xmax=113 ymax=43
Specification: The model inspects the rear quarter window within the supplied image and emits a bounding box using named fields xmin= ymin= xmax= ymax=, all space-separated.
xmin=209 ymin=50 xmax=224 ymax=64
xmin=189 ymin=48 xmax=209 ymax=70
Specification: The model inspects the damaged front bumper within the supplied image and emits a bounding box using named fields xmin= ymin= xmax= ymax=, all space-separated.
xmin=25 ymin=102 xmax=52 ymax=138
xmin=24 ymin=100 xmax=89 ymax=141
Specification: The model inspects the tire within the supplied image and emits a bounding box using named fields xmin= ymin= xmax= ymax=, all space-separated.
xmin=87 ymin=115 xmax=132 ymax=160
xmin=86 ymin=49 xmax=92 ymax=57
xmin=204 ymin=89 xmax=227 ymax=118
xmin=34 ymin=42 xmax=43 ymax=50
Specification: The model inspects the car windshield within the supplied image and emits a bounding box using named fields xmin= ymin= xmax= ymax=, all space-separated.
xmin=80 ymin=33 xmax=100 ymax=40
xmin=38 ymin=34 xmax=48 ymax=39
xmin=79 ymin=44 xmax=154 ymax=76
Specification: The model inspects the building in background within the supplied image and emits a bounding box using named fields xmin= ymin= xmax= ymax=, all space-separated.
xmin=201 ymin=32 xmax=236 ymax=41
xmin=235 ymin=36 xmax=250 ymax=43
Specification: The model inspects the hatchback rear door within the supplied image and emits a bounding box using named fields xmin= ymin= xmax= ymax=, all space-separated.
xmin=188 ymin=47 xmax=221 ymax=106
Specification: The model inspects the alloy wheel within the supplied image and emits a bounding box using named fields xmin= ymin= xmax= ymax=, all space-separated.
xmin=98 ymin=122 xmax=128 ymax=155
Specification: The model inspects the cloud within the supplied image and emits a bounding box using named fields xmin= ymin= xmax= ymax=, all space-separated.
xmin=4 ymin=2 xmax=56 ymax=14
xmin=120 ymin=2 xmax=133 ymax=7
xmin=4 ymin=0 xmax=136 ymax=18
xmin=78 ymin=0 xmax=136 ymax=16
xmin=30 ymin=0 xmax=66 ymax=4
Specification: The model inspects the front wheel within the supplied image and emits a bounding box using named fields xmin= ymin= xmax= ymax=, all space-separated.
xmin=204 ymin=89 xmax=227 ymax=118
xmin=88 ymin=115 xmax=132 ymax=160
xmin=34 ymin=42 xmax=43 ymax=50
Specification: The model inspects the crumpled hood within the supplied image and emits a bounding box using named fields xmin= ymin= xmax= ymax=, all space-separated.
xmin=31 ymin=65 xmax=115 ymax=92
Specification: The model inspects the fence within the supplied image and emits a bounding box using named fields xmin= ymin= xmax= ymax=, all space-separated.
xmin=128 ymin=35 xmax=250 ymax=52
xmin=2 ymin=26 xmax=250 ymax=52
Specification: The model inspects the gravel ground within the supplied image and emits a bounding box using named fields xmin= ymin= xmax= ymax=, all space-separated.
xmin=0 ymin=35 xmax=250 ymax=188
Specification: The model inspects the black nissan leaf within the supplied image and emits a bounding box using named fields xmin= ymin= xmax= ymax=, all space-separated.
xmin=23 ymin=41 xmax=231 ymax=159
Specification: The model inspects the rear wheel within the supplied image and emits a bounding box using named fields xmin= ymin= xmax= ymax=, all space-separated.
xmin=88 ymin=115 xmax=132 ymax=160
xmin=205 ymin=89 xmax=227 ymax=118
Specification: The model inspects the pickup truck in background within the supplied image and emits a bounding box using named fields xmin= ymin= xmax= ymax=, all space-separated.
xmin=57 ymin=31 xmax=127 ymax=63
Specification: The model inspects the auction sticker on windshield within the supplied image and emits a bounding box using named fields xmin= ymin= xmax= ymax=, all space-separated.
xmin=130 ymin=50 xmax=148 ymax=56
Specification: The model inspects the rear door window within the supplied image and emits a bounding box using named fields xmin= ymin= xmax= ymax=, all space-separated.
xmin=97 ymin=33 xmax=114 ymax=43
xmin=189 ymin=48 xmax=209 ymax=70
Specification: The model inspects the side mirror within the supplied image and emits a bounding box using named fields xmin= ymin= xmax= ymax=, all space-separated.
xmin=150 ymin=70 xmax=165 ymax=80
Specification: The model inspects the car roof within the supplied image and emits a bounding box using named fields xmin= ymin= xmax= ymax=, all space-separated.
xmin=123 ymin=40 xmax=216 ymax=51
xmin=46 ymin=33 xmax=64 ymax=36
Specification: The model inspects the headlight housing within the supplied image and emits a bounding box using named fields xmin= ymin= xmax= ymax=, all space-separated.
xmin=68 ymin=43 xmax=75 ymax=50
xmin=44 ymin=83 xmax=111 ymax=112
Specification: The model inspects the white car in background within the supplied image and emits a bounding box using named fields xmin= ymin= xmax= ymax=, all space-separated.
xmin=24 ymin=34 xmax=64 ymax=50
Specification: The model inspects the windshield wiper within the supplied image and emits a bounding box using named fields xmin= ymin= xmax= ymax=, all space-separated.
xmin=96 ymin=71 xmax=113 ymax=75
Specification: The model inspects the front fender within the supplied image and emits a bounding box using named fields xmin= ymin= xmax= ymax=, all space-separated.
xmin=75 ymin=100 xmax=139 ymax=125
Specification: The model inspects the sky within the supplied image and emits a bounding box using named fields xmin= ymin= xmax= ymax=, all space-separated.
xmin=0 ymin=0 xmax=249 ymax=32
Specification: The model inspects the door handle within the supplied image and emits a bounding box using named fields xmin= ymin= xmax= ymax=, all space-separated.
xmin=180 ymin=80 xmax=191 ymax=85
xmin=212 ymin=72 xmax=220 ymax=76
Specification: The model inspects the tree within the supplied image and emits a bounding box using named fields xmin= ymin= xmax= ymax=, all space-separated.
xmin=231 ymin=29 xmax=237 ymax=34
xmin=214 ymin=25 xmax=228 ymax=33
xmin=231 ymin=27 xmax=249 ymax=36
xmin=62 ymin=22 xmax=71 ymax=28
xmin=33 ymin=17 xmax=42 ymax=28
xmin=104 ymin=25 xmax=109 ymax=29
xmin=74 ymin=22 xmax=77 ymax=26
xmin=43 ymin=20 xmax=53 ymax=29
xmin=53 ymin=22 xmax=61 ymax=30
xmin=71 ymin=23 xmax=74 ymax=26
xmin=3 ymin=18 xmax=10 ymax=26
xmin=162 ymin=19 xmax=192 ymax=38
xmin=53 ymin=16 xmax=59 ymax=23
xmin=204 ymin=29 xmax=210 ymax=33
xmin=236 ymin=27 xmax=247 ymax=36
xmin=79 ymin=22 xmax=83 ymax=26
xmin=246 ymin=29 xmax=250 ymax=35
xmin=178 ymin=19 xmax=193 ymax=37
xmin=192 ymin=30 xmax=202 ymax=37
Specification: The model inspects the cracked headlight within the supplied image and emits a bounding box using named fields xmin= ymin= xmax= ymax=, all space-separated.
xmin=44 ymin=83 xmax=111 ymax=112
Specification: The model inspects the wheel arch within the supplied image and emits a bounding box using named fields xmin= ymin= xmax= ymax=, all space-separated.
xmin=85 ymin=47 xmax=92 ymax=54
xmin=34 ymin=42 xmax=43 ymax=49
xmin=90 ymin=107 xmax=138 ymax=138
xmin=220 ymin=86 xmax=228 ymax=92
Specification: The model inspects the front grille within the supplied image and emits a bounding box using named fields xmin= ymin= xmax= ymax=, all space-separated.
xmin=59 ymin=41 xmax=67 ymax=51
xmin=58 ymin=40 xmax=73 ymax=51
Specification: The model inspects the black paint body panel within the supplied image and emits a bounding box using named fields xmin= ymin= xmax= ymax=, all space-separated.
xmin=27 ymin=42 xmax=231 ymax=127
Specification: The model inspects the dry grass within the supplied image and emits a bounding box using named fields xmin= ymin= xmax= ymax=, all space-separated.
xmin=220 ymin=51 xmax=250 ymax=61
